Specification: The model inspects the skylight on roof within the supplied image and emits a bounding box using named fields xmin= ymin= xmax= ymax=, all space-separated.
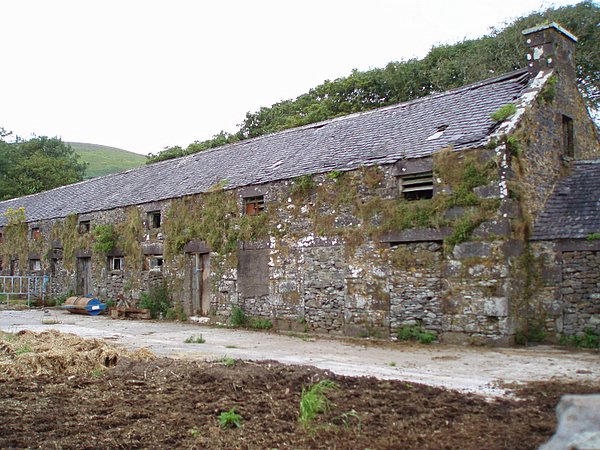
xmin=427 ymin=125 xmax=449 ymax=141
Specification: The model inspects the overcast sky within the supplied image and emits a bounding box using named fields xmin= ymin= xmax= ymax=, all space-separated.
xmin=0 ymin=0 xmax=580 ymax=155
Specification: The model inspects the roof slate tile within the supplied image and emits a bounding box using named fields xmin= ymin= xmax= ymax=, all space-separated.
xmin=0 ymin=69 xmax=530 ymax=226
xmin=532 ymin=161 xmax=600 ymax=240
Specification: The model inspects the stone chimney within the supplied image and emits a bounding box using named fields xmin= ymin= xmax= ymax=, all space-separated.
xmin=522 ymin=22 xmax=578 ymax=79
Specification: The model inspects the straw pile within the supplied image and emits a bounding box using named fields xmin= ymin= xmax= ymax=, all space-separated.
xmin=0 ymin=329 xmax=154 ymax=380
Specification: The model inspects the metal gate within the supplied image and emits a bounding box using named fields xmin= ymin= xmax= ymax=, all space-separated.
xmin=0 ymin=275 xmax=50 ymax=306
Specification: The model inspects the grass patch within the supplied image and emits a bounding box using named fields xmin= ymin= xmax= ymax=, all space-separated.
xmin=490 ymin=103 xmax=517 ymax=122
xmin=229 ymin=307 xmax=248 ymax=327
xmin=229 ymin=307 xmax=272 ymax=330
xmin=139 ymin=285 xmax=170 ymax=319
xmin=69 ymin=142 xmax=145 ymax=179
xmin=15 ymin=345 xmax=33 ymax=355
xmin=299 ymin=380 xmax=338 ymax=428
xmin=219 ymin=408 xmax=243 ymax=429
xmin=249 ymin=318 xmax=273 ymax=330
xmin=184 ymin=334 xmax=206 ymax=344
xmin=397 ymin=325 xmax=437 ymax=344
xmin=560 ymin=328 xmax=600 ymax=349
xmin=214 ymin=356 xmax=236 ymax=367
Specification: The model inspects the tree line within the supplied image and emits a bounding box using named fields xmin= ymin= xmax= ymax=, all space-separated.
xmin=147 ymin=1 xmax=599 ymax=164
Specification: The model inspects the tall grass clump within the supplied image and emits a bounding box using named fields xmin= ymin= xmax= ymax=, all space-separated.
xmin=299 ymin=380 xmax=338 ymax=428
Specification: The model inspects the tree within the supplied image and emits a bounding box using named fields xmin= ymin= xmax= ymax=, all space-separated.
xmin=146 ymin=131 xmax=239 ymax=164
xmin=0 ymin=133 xmax=88 ymax=201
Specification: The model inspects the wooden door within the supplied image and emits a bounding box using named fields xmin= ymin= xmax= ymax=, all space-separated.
xmin=76 ymin=257 xmax=92 ymax=295
xmin=187 ymin=252 xmax=210 ymax=316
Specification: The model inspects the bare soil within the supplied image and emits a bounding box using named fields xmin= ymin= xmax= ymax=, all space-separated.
xmin=0 ymin=330 xmax=598 ymax=449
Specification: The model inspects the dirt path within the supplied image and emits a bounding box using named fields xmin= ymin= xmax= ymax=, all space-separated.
xmin=1 ymin=308 xmax=598 ymax=396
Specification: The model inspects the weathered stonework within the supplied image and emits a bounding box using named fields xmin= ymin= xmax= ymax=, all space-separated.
xmin=0 ymin=24 xmax=597 ymax=346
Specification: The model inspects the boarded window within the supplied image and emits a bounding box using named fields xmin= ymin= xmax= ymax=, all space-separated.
xmin=237 ymin=248 xmax=269 ymax=298
xmin=562 ymin=115 xmax=574 ymax=158
xmin=148 ymin=211 xmax=162 ymax=228
xmin=400 ymin=171 xmax=434 ymax=201
xmin=244 ymin=196 xmax=265 ymax=216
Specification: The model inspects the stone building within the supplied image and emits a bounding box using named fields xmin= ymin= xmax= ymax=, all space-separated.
xmin=1 ymin=23 xmax=598 ymax=344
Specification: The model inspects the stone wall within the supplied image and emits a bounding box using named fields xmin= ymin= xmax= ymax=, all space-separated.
xmin=561 ymin=249 xmax=600 ymax=336
xmin=530 ymin=240 xmax=600 ymax=339
xmin=0 ymin=150 xmax=522 ymax=343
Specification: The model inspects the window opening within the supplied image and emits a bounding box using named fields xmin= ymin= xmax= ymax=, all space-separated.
xmin=29 ymin=259 xmax=41 ymax=272
xmin=400 ymin=171 xmax=434 ymax=200
xmin=50 ymin=258 xmax=58 ymax=277
xmin=31 ymin=227 xmax=41 ymax=240
xmin=78 ymin=220 xmax=91 ymax=234
xmin=562 ymin=115 xmax=574 ymax=158
xmin=148 ymin=256 xmax=164 ymax=270
xmin=244 ymin=196 xmax=265 ymax=215
xmin=110 ymin=257 xmax=124 ymax=271
xmin=148 ymin=211 xmax=162 ymax=229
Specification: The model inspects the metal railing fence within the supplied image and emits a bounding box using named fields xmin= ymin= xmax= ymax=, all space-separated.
xmin=0 ymin=275 xmax=51 ymax=306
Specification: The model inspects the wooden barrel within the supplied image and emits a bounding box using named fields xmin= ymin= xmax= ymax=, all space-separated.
xmin=62 ymin=296 xmax=107 ymax=316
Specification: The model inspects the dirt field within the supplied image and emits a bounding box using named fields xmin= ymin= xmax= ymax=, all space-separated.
xmin=3 ymin=309 xmax=599 ymax=397
xmin=1 ymin=330 xmax=598 ymax=449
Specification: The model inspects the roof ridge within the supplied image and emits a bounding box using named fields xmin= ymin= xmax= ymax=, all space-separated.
xmin=188 ymin=68 xmax=530 ymax=158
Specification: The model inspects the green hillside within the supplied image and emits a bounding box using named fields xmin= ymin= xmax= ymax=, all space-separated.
xmin=68 ymin=142 xmax=146 ymax=179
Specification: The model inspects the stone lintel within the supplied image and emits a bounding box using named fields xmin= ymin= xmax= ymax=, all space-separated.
xmin=142 ymin=243 xmax=164 ymax=255
xmin=183 ymin=240 xmax=210 ymax=254
xmin=239 ymin=239 xmax=270 ymax=250
xmin=557 ymin=239 xmax=600 ymax=252
xmin=240 ymin=185 xmax=269 ymax=198
xmin=392 ymin=157 xmax=433 ymax=177
xmin=380 ymin=227 xmax=452 ymax=243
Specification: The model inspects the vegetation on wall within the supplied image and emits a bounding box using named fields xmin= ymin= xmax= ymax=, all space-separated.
xmin=0 ymin=207 xmax=29 ymax=268
xmin=92 ymin=224 xmax=116 ymax=255
xmin=302 ymin=149 xmax=500 ymax=251
xmin=163 ymin=190 xmax=269 ymax=259
xmin=116 ymin=207 xmax=144 ymax=275
xmin=51 ymin=215 xmax=92 ymax=272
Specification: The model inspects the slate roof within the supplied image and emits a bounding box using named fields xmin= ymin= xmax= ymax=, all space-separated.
xmin=531 ymin=161 xmax=600 ymax=240
xmin=0 ymin=69 xmax=531 ymax=226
